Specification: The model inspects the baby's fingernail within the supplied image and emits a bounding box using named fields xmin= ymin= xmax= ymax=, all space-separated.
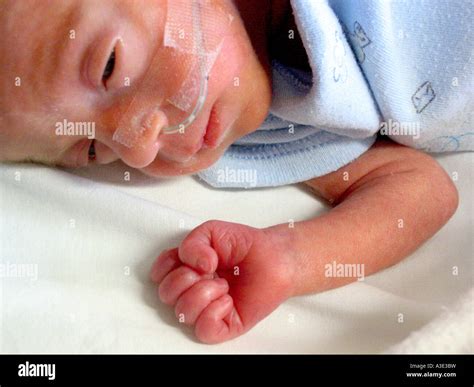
xmin=215 ymin=278 xmax=228 ymax=287
xmin=197 ymin=258 xmax=210 ymax=273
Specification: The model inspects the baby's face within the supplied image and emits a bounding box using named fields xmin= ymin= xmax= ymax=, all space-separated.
xmin=0 ymin=0 xmax=272 ymax=176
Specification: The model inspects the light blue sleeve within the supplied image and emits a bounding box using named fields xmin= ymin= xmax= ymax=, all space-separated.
xmin=329 ymin=0 xmax=474 ymax=151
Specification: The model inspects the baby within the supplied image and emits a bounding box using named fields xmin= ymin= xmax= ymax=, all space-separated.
xmin=1 ymin=0 xmax=469 ymax=344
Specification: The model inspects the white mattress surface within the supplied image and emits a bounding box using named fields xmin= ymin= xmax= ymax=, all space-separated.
xmin=0 ymin=152 xmax=472 ymax=353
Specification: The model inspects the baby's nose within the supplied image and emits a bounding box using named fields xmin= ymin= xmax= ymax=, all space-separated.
xmin=113 ymin=109 xmax=168 ymax=169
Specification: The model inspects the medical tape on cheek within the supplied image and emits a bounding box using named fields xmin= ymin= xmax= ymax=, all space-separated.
xmin=112 ymin=0 xmax=233 ymax=147
xmin=163 ymin=0 xmax=232 ymax=113
xmin=162 ymin=0 xmax=207 ymax=113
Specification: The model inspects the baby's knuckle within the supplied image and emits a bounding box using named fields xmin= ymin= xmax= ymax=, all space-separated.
xmin=200 ymin=219 xmax=223 ymax=231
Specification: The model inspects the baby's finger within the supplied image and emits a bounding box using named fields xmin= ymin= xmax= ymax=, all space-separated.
xmin=195 ymin=295 xmax=244 ymax=344
xmin=159 ymin=266 xmax=211 ymax=306
xmin=150 ymin=248 xmax=180 ymax=284
xmin=175 ymin=278 xmax=229 ymax=326
xmin=179 ymin=225 xmax=218 ymax=274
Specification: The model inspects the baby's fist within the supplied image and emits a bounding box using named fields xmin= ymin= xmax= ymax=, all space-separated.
xmin=150 ymin=220 xmax=294 ymax=344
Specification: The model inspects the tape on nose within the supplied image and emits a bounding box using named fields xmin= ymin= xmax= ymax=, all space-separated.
xmin=112 ymin=0 xmax=234 ymax=147
xmin=112 ymin=109 xmax=168 ymax=149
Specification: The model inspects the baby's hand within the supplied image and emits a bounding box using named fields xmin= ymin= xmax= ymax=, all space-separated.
xmin=150 ymin=221 xmax=295 ymax=344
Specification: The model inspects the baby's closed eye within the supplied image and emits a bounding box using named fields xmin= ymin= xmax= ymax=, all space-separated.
xmin=102 ymin=49 xmax=116 ymax=86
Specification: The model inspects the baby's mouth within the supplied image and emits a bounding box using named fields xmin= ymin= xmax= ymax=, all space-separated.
xmin=153 ymin=122 xmax=209 ymax=165
xmin=203 ymin=104 xmax=228 ymax=149
xmin=154 ymin=103 xmax=227 ymax=165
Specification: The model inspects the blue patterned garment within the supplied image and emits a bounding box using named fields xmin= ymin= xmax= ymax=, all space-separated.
xmin=198 ymin=0 xmax=473 ymax=188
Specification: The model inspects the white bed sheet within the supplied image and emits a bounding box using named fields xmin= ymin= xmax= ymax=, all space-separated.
xmin=0 ymin=152 xmax=472 ymax=353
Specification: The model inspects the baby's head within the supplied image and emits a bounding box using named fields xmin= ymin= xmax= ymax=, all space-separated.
xmin=0 ymin=0 xmax=272 ymax=176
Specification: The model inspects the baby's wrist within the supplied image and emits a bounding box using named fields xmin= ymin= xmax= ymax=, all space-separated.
xmin=262 ymin=224 xmax=303 ymax=299
xmin=265 ymin=220 xmax=333 ymax=297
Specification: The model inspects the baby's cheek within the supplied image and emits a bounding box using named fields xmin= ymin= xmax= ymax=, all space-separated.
xmin=211 ymin=33 xmax=271 ymax=141
xmin=209 ymin=34 xmax=248 ymax=100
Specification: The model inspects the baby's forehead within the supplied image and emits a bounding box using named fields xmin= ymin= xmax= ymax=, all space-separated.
xmin=2 ymin=0 xmax=65 ymax=34
xmin=1 ymin=1 xmax=77 ymax=103
xmin=2 ymin=0 xmax=76 ymax=47
xmin=0 ymin=1 xmax=76 ymax=154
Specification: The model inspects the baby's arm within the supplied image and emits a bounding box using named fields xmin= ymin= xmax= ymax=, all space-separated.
xmin=274 ymin=138 xmax=459 ymax=295
xmin=150 ymin=139 xmax=458 ymax=343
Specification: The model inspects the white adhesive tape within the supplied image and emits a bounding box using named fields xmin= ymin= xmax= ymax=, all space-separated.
xmin=113 ymin=0 xmax=233 ymax=147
